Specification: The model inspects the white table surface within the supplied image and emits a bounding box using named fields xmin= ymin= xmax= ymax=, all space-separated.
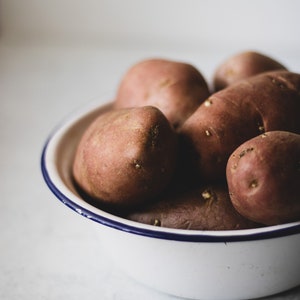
xmin=1 ymin=39 xmax=300 ymax=300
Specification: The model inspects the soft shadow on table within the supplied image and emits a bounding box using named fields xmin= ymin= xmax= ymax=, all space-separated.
xmin=259 ymin=285 xmax=300 ymax=300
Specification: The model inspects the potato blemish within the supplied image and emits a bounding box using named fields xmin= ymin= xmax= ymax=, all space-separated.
xmin=158 ymin=78 xmax=172 ymax=88
xmin=204 ymin=98 xmax=213 ymax=107
xmin=271 ymin=77 xmax=286 ymax=89
xmin=151 ymin=219 xmax=161 ymax=226
xmin=133 ymin=159 xmax=142 ymax=169
xmin=201 ymin=189 xmax=217 ymax=207
xmin=202 ymin=189 xmax=212 ymax=200
xmin=249 ymin=179 xmax=258 ymax=188
xmin=231 ymin=163 xmax=238 ymax=170
xmin=205 ymin=129 xmax=212 ymax=136
xmin=147 ymin=124 xmax=160 ymax=148
xmin=239 ymin=147 xmax=254 ymax=158
xmin=258 ymin=124 xmax=265 ymax=133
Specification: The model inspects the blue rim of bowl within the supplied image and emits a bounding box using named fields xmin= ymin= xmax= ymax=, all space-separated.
xmin=40 ymin=99 xmax=300 ymax=243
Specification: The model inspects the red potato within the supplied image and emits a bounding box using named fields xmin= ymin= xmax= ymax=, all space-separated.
xmin=213 ymin=51 xmax=287 ymax=91
xmin=126 ymin=184 xmax=260 ymax=230
xmin=114 ymin=58 xmax=210 ymax=129
xmin=179 ymin=71 xmax=300 ymax=182
xmin=226 ymin=131 xmax=300 ymax=225
xmin=72 ymin=53 xmax=300 ymax=230
xmin=72 ymin=106 xmax=178 ymax=208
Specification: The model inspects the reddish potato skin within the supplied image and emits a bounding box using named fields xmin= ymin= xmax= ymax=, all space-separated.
xmin=72 ymin=106 xmax=177 ymax=208
xmin=179 ymin=71 xmax=300 ymax=182
xmin=114 ymin=58 xmax=210 ymax=129
xmin=126 ymin=184 xmax=260 ymax=230
xmin=213 ymin=51 xmax=287 ymax=91
xmin=226 ymin=131 xmax=300 ymax=225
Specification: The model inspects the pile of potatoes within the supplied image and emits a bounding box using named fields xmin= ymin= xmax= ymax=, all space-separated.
xmin=73 ymin=51 xmax=300 ymax=230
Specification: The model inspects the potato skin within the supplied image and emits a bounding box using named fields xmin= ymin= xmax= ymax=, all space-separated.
xmin=226 ymin=131 xmax=300 ymax=225
xmin=213 ymin=51 xmax=287 ymax=91
xmin=72 ymin=106 xmax=178 ymax=208
xmin=126 ymin=184 xmax=260 ymax=230
xmin=114 ymin=58 xmax=210 ymax=129
xmin=179 ymin=71 xmax=300 ymax=182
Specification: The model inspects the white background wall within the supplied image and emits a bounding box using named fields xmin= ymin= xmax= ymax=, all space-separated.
xmin=1 ymin=0 xmax=300 ymax=56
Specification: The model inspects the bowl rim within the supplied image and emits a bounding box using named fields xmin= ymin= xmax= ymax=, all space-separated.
xmin=41 ymin=98 xmax=300 ymax=243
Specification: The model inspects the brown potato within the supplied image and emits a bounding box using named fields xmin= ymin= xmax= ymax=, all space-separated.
xmin=126 ymin=184 xmax=260 ymax=230
xmin=114 ymin=58 xmax=210 ymax=129
xmin=226 ymin=131 xmax=300 ymax=225
xmin=179 ymin=71 xmax=300 ymax=182
xmin=72 ymin=106 xmax=178 ymax=208
xmin=213 ymin=51 xmax=287 ymax=91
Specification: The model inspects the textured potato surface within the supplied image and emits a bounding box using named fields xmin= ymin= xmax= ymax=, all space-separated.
xmin=114 ymin=58 xmax=210 ymax=128
xmin=226 ymin=131 xmax=300 ymax=225
xmin=127 ymin=184 xmax=260 ymax=230
xmin=73 ymin=106 xmax=178 ymax=208
xmin=179 ymin=71 xmax=300 ymax=182
xmin=73 ymin=54 xmax=300 ymax=229
xmin=213 ymin=51 xmax=287 ymax=91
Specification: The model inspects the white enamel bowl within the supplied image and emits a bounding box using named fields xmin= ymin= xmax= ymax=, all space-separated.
xmin=41 ymin=99 xmax=300 ymax=300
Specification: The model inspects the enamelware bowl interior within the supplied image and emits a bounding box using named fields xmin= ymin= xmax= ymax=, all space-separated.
xmin=41 ymin=98 xmax=300 ymax=242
